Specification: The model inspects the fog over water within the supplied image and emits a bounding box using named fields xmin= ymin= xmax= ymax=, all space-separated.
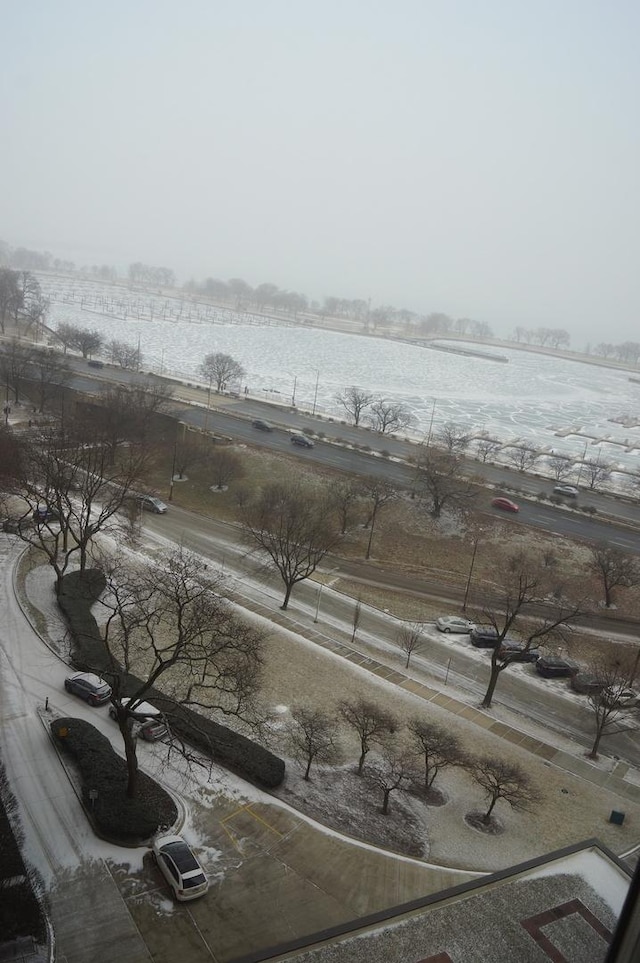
xmin=40 ymin=275 xmax=640 ymax=475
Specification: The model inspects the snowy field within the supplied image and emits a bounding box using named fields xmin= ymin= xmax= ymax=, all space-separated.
xmin=38 ymin=273 xmax=640 ymax=473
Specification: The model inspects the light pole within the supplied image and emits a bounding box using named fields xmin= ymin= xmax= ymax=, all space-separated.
xmin=204 ymin=374 xmax=214 ymax=431
xmin=462 ymin=536 xmax=479 ymax=612
xmin=312 ymin=368 xmax=320 ymax=416
xmin=313 ymin=582 xmax=325 ymax=623
xmin=575 ymin=439 xmax=589 ymax=487
xmin=426 ymin=398 xmax=437 ymax=447
xmin=291 ymin=375 xmax=297 ymax=407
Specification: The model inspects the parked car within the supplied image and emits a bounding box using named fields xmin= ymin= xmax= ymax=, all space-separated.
xmin=109 ymin=697 xmax=169 ymax=741
xmin=152 ymin=834 xmax=209 ymax=901
xmin=436 ymin=616 xmax=476 ymax=634
xmin=469 ymin=627 xmax=500 ymax=648
xmin=535 ymin=656 xmax=579 ymax=679
xmin=496 ymin=641 xmax=539 ymax=663
xmin=138 ymin=495 xmax=168 ymax=514
xmin=570 ymin=672 xmax=604 ymax=696
xmin=64 ymin=672 xmax=112 ymax=706
xmin=252 ymin=419 xmax=273 ymax=431
xmin=553 ymin=485 xmax=579 ymax=498
xmin=602 ymin=687 xmax=639 ymax=710
xmin=290 ymin=433 xmax=314 ymax=448
xmin=33 ymin=505 xmax=60 ymax=523
xmin=491 ymin=497 xmax=519 ymax=513
xmin=87 ymin=359 xmax=104 ymax=368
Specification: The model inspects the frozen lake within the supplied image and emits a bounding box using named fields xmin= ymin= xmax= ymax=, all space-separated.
xmin=39 ymin=274 xmax=640 ymax=474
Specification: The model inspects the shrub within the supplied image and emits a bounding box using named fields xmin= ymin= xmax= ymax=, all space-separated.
xmin=50 ymin=718 xmax=177 ymax=842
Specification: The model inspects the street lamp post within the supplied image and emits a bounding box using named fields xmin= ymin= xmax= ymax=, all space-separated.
xmin=462 ymin=537 xmax=479 ymax=612
xmin=311 ymin=369 xmax=320 ymax=416
xmin=291 ymin=375 xmax=297 ymax=407
xmin=426 ymin=398 xmax=437 ymax=447
xmin=313 ymin=582 xmax=325 ymax=623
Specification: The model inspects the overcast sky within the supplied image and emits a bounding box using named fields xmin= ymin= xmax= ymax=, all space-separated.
xmin=2 ymin=1 xmax=638 ymax=344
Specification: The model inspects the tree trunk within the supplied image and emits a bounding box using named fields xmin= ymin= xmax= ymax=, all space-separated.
xmin=481 ymin=664 xmax=501 ymax=708
xmin=382 ymin=789 xmax=390 ymax=814
xmin=589 ymin=723 xmax=605 ymax=759
xmin=483 ymin=797 xmax=497 ymax=823
xmin=122 ymin=722 xmax=139 ymax=798
xmin=357 ymin=750 xmax=366 ymax=775
xmin=281 ymin=581 xmax=294 ymax=610
xmin=304 ymin=759 xmax=312 ymax=780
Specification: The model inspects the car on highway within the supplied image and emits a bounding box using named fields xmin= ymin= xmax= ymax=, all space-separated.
xmin=252 ymin=419 xmax=273 ymax=431
xmin=138 ymin=495 xmax=168 ymax=514
xmin=109 ymin=697 xmax=169 ymax=741
xmin=64 ymin=672 xmax=112 ymax=706
xmin=535 ymin=656 xmax=579 ymax=679
xmin=151 ymin=834 xmax=209 ymax=901
xmin=602 ymin=687 xmax=639 ymax=710
xmin=496 ymin=641 xmax=539 ymax=663
xmin=469 ymin=627 xmax=500 ymax=648
xmin=435 ymin=616 xmax=476 ymax=634
xmin=553 ymin=485 xmax=579 ymax=498
xmin=491 ymin=497 xmax=519 ymax=513
xmin=290 ymin=433 xmax=314 ymax=448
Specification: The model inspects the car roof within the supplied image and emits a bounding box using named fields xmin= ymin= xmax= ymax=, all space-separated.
xmin=119 ymin=697 xmax=160 ymax=715
xmin=71 ymin=672 xmax=108 ymax=686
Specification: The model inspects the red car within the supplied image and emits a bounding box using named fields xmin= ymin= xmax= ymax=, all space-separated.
xmin=491 ymin=497 xmax=519 ymax=513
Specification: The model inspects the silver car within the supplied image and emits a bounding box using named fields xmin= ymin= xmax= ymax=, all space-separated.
xmin=109 ymin=697 xmax=169 ymax=741
xmin=435 ymin=616 xmax=476 ymax=634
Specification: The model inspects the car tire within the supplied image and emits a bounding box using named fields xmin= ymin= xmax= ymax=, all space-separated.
xmin=64 ymin=680 xmax=71 ymax=691
xmin=443 ymin=627 xmax=451 ymax=633
xmin=88 ymin=696 xmax=98 ymax=707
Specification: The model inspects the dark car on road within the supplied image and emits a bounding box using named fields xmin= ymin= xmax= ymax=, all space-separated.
xmin=64 ymin=672 xmax=112 ymax=706
xmin=33 ymin=505 xmax=60 ymax=523
xmin=535 ymin=656 xmax=579 ymax=679
xmin=570 ymin=672 xmax=604 ymax=696
xmin=290 ymin=433 xmax=314 ymax=448
xmin=252 ymin=419 xmax=273 ymax=431
xmin=470 ymin=627 xmax=500 ymax=648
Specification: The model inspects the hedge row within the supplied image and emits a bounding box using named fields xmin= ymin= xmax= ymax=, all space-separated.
xmin=50 ymin=718 xmax=177 ymax=841
xmin=58 ymin=571 xmax=285 ymax=789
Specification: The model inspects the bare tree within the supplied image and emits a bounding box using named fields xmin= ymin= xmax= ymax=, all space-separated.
xmin=479 ymin=550 xmax=584 ymax=707
xmin=438 ymin=423 xmax=471 ymax=455
xmin=586 ymin=660 xmax=635 ymax=759
xmin=396 ymin=622 xmax=424 ymax=668
xmin=286 ymin=706 xmax=341 ymax=780
xmin=209 ymin=448 xmax=243 ymax=490
xmin=468 ymin=757 xmax=538 ymax=825
xmin=328 ymin=478 xmax=362 ymax=535
xmin=334 ymin=386 xmax=375 ymax=426
xmin=369 ymin=398 xmax=414 ymax=434
xmin=97 ymin=548 xmax=265 ymax=797
xmin=72 ymin=326 xmax=103 ymax=359
xmin=414 ymin=448 xmax=477 ymax=519
xmin=24 ymin=346 xmax=71 ymax=412
xmin=109 ymin=338 xmax=142 ymax=369
xmin=81 ymin=379 xmax=174 ymax=464
xmin=0 ymin=267 xmax=21 ymax=334
xmin=0 ymin=424 xmax=149 ymax=591
xmin=367 ymin=746 xmax=417 ymax=814
xmin=174 ymin=432 xmax=211 ymax=479
xmin=589 ymin=543 xmax=640 ymax=608
xmin=407 ymin=719 xmax=463 ymax=791
xmin=506 ymin=446 xmax=540 ymax=473
xmin=0 ymin=339 xmax=34 ymax=403
xmin=200 ymin=352 xmax=245 ymax=393
xmin=582 ymin=458 xmax=613 ymax=491
xmin=339 ymin=698 xmax=397 ymax=775
xmin=239 ymin=479 xmax=339 ymax=609
xmin=547 ymin=454 xmax=573 ymax=481
xmin=54 ymin=322 xmax=78 ymax=354
xmin=361 ymin=478 xmax=397 ymax=559
xmin=474 ymin=437 xmax=502 ymax=464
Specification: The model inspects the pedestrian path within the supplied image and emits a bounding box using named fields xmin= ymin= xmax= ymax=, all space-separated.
xmin=230 ymin=592 xmax=640 ymax=806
